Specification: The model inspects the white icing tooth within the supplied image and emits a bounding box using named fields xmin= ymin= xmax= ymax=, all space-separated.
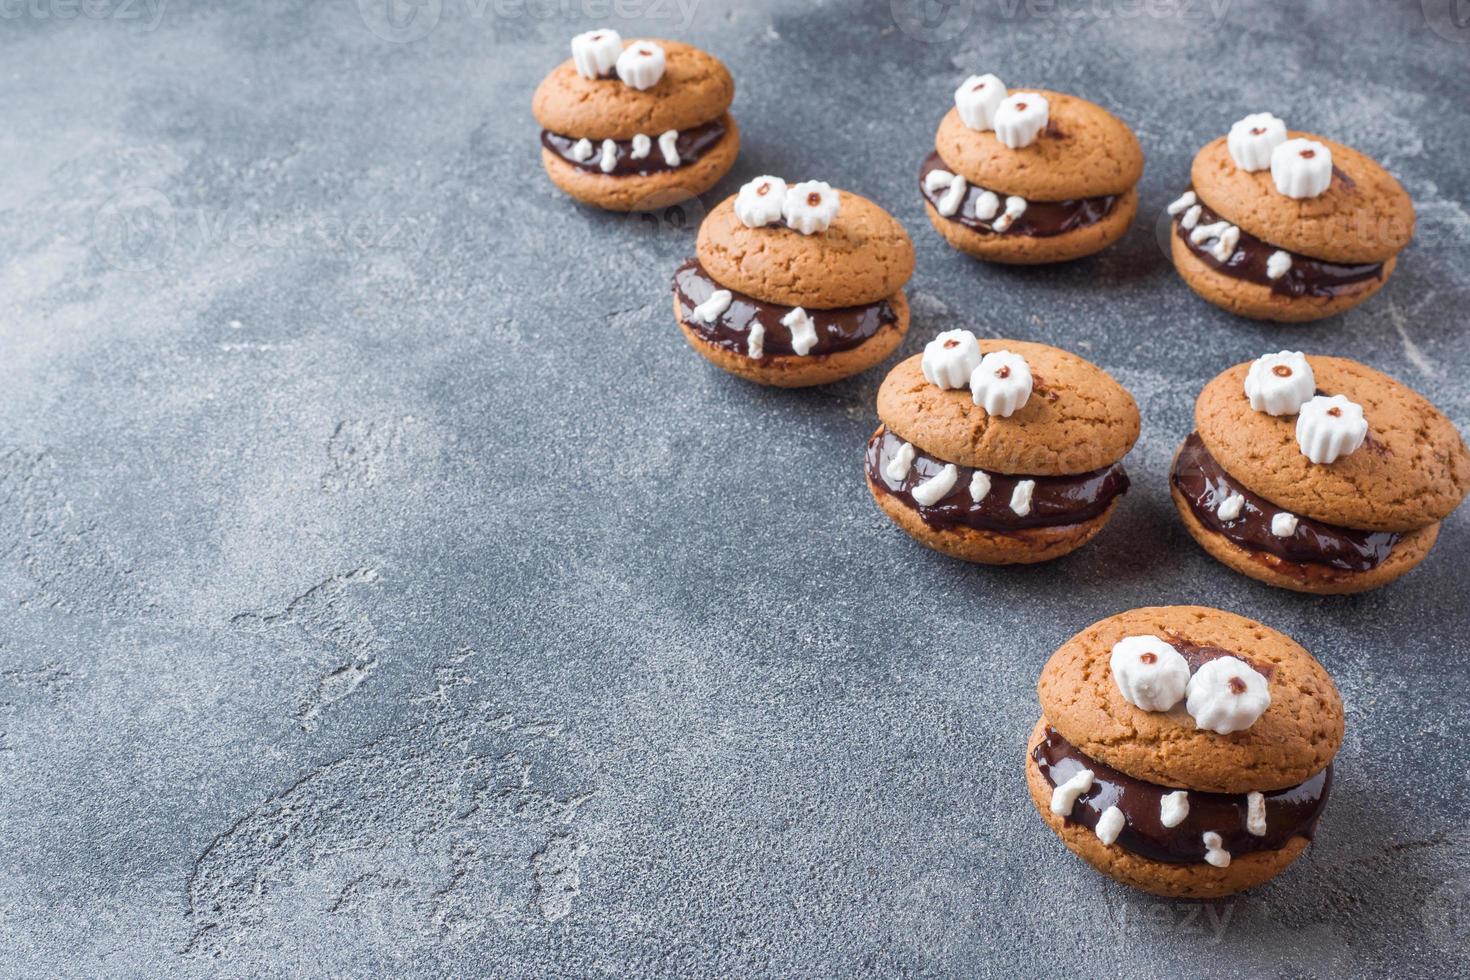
xmin=782 ymin=181 xmax=841 ymax=235
xmin=1209 ymin=225 xmax=1240 ymax=263
xmin=992 ymin=92 xmax=1049 ymax=149
xmin=1266 ymin=249 xmax=1293 ymax=280
xmin=973 ymin=190 xmax=1001 ymax=221
xmin=689 ymin=289 xmax=732 ymax=324
xmin=1190 ymin=220 xmax=1230 ymax=246
xmin=1095 ymin=806 xmax=1126 ymax=847
xmin=658 ymin=130 xmax=680 ymax=167
xmin=1227 ymin=112 xmax=1287 ymax=172
xmin=885 ymin=442 xmax=916 ymax=482
xmin=992 ymin=195 xmax=1027 ymax=232
xmin=734 ymin=176 xmax=788 ymax=228
xmin=598 ymin=138 xmax=618 ymax=173
xmin=937 ymin=174 xmax=968 ymax=217
xmin=1185 ymin=656 xmax=1271 ymax=735
xmin=924 ymin=168 xmax=958 ymax=194
xmin=921 ymin=329 xmax=983 ymax=390
xmin=911 ymin=463 xmax=959 ymax=506
xmin=1296 ymin=394 xmax=1368 ymax=464
xmin=1109 ymin=635 xmax=1190 ymax=712
xmin=1180 ymin=204 xmax=1202 ymax=230
xmin=1160 ymin=791 xmax=1190 ymax=829
xmin=1216 ymin=492 xmax=1245 ymax=522
xmin=615 ymin=40 xmax=666 ymax=90
xmin=1271 ymin=512 xmax=1299 ymax=537
xmin=1167 ymin=190 xmax=1198 ymax=216
xmin=570 ymin=28 xmax=622 ymax=79
xmin=571 ymin=138 xmax=595 ymax=162
xmin=954 ymin=73 xmax=1007 ymax=131
xmin=1202 ymin=831 xmax=1232 ymax=868
xmin=747 ymin=322 xmax=765 ymax=360
xmin=1271 ymin=138 xmax=1333 ymax=199
xmin=781 ymin=306 xmax=818 ymax=356
xmin=969 ymin=349 xmax=1032 ymax=417
xmin=630 ymin=133 xmax=652 ymax=159
xmin=969 ymin=470 xmax=991 ymax=503
xmin=1246 ymin=792 xmax=1267 ymax=836
xmin=1009 ymin=479 xmax=1035 ymax=517
xmin=1050 ymin=769 xmax=1095 ymax=817
xmin=1244 ymin=351 xmax=1315 ymax=416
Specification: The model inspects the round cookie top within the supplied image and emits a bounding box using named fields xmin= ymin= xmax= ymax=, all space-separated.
xmin=934 ymin=91 xmax=1143 ymax=201
xmin=1191 ymin=132 xmax=1414 ymax=264
xmin=532 ymin=39 xmax=734 ymax=141
xmin=875 ymin=339 xmax=1138 ymax=475
xmin=696 ymin=191 xmax=914 ymax=309
xmin=1197 ymin=355 xmax=1470 ymax=532
xmin=1039 ymin=606 xmax=1344 ymax=794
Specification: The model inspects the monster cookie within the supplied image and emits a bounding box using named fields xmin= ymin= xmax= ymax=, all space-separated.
xmin=532 ymin=32 xmax=739 ymax=211
xmin=921 ymin=75 xmax=1143 ymax=264
xmin=1027 ymin=606 xmax=1344 ymax=898
xmin=673 ymin=178 xmax=915 ymax=386
xmin=865 ymin=336 xmax=1138 ymax=562
xmin=1167 ymin=112 xmax=1414 ymax=321
xmin=1170 ymin=352 xmax=1469 ymax=594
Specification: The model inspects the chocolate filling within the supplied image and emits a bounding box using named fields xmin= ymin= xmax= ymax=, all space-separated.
xmin=1174 ymin=191 xmax=1385 ymax=298
xmin=1034 ymin=726 xmax=1331 ymax=864
xmin=918 ymin=151 xmax=1119 ymax=237
xmin=865 ymin=426 xmax=1128 ymax=531
xmin=1172 ymin=432 xmax=1399 ymax=573
xmin=673 ymin=259 xmax=898 ymax=359
xmin=542 ymin=118 xmax=727 ymax=175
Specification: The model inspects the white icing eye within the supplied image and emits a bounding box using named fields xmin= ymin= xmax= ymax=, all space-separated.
xmin=992 ymin=92 xmax=1049 ymax=149
xmin=571 ymin=29 xmax=622 ymax=79
xmin=1296 ymin=394 xmax=1368 ymax=465
xmin=615 ymin=40 xmax=666 ymax=91
xmin=921 ymin=330 xmax=982 ymax=390
xmin=969 ymin=350 xmax=1032 ymax=417
xmin=1109 ymin=635 xmax=1190 ymax=713
xmin=734 ymin=176 xmax=789 ymax=228
xmin=782 ymin=181 xmax=841 ymax=235
xmin=1244 ymin=351 xmax=1315 ymax=417
xmin=1226 ymin=112 xmax=1287 ymax=172
xmin=1271 ymin=138 xmax=1333 ymax=199
xmin=1185 ymin=656 xmax=1271 ymax=735
xmin=954 ymin=73 xmax=1007 ymax=131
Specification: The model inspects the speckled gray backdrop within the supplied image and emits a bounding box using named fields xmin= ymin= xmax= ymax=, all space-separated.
xmin=2 ymin=0 xmax=1468 ymax=976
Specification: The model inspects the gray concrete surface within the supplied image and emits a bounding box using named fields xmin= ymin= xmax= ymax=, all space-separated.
xmin=2 ymin=1 xmax=1468 ymax=976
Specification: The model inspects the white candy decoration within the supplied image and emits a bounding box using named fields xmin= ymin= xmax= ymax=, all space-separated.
xmin=615 ymin=41 xmax=666 ymax=90
xmin=1271 ymin=512 xmax=1299 ymax=537
xmin=598 ymin=138 xmax=618 ymax=173
xmin=1216 ymin=493 xmax=1245 ymax=522
xmin=1246 ymin=792 xmax=1267 ymax=836
xmin=1227 ymin=112 xmax=1287 ymax=172
xmin=1186 ymin=656 xmax=1271 ymax=735
xmin=1095 ymin=806 xmax=1126 ymax=847
xmin=1244 ymin=351 xmax=1316 ymax=417
xmin=1203 ymin=831 xmax=1232 ymax=868
xmin=781 ymin=307 xmax=818 ymax=356
xmin=970 ymin=350 xmax=1033 ymax=417
xmin=1210 ymin=225 xmax=1240 ymax=263
xmin=630 ymin=133 xmax=652 ymax=159
xmin=1109 ymin=635 xmax=1191 ymax=713
xmin=1010 ymin=479 xmax=1035 ymax=517
xmin=571 ymin=29 xmax=622 ymax=79
xmin=1296 ymin=395 xmax=1368 ymax=465
xmin=911 ymin=464 xmax=959 ymax=506
xmin=1271 ymin=138 xmax=1333 ymax=199
xmin=921 ymin=330 xmax=983 ymax=390
xmin=885 ymin=442 xmax=916 ymax=482
xmin=747 ymin=322 xmax=765 ymax=360
xmin=1167 ymin=190 xmax=1197 ymax=216
xmin=969 ymin=470 xmax=991 ymax=503
xmin=1160 ymin=791 xmax=1190 ymax=829
xmin=734 ymin=176 xmax=788 ymax=228
xmin=924 ymin=168 xmax=957 ymax=194
xmin=571 ymin=138 xmax=595 ymax=162
xmin=954 ymin=73 xmax=1007 ymax=131
xmin=689 ymin=289 xmax=732 ymax=324
xmin=973 ymin=190 xmax=1001 ymax=221
xmin=993 ymin=92 xmax=1049 ymax=149
xmin=658 ymin=130 xmax=680 ymax=167
xmin=1266 ymin=249 xmax=1293 ymax=280
xmin=1050 ymin=769 xmax=1095 ymax=817
xmin=992 ymin=195 xmax=1027 ymax=232
xmin=937 ymin=174 xmax=968 ymax=217
xmin=1190 ymin=221 xmax=1230 ymax=246
xmin=783 ymin=181 xmax=841 ymax=235
xmin=1181 ymin=204 xmax=1202 ymax=230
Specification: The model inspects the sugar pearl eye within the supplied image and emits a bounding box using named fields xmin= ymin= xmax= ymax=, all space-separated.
xmin=954 ymin=73 xmax=1007 ymax=131
xmin=734 ymin=176 xmax=789 ymax=228
xmin=782 ymin=181 xmax=841 ymax=235
xmin=1243 ymin=351 xmax=1315 ymax=416
xmin=1227 ymin=112 xmax=1287 ymax=172
xmin=1271 ymin=138 xmax=1333 ymax=199
xmin=570 ymin=29 xmax=623 ymax=79
xmin=1185 ymin=656 xmax=1271 ymax=734
xmin=921 ymin=330 xmax=982 ymax=390
xmin=1109 ymin=635 xmax=1190 ymax=712
xmin=992 ymin=92 xmax=1049 ymax=149
xmin=615 ymin=40 xmax=666 ymax=91
xmin=1296 ymin=395 xmax=1368 ymax=465
xmin=969 ymin=350 xmax=1032 ymax=417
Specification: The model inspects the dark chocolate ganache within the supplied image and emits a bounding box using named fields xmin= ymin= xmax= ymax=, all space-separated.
xmin=918 ymin=151 xmax=1119 ymax=237
xmin=542 ymin=118 xmax=727 ymax=176
xmin=1034 ymin=726 xmax=1331 ymax=864
xmin=1174 ymin=190 xmax=1384 ymax=298
xmin=1172 ymin=431 xmax=1399 ymax=573
xmin=865 ymin=426 xmax=1128 ymax=531
xmin=673 ymin=259 xmax=898 ymax=359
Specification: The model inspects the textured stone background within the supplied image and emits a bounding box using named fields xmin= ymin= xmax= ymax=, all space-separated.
xmin=2 ymin=0 xmax=1468 ymax=976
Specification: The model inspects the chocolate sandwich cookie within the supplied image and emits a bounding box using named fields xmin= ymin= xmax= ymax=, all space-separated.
xmin=921 ymin=75 xmax=1143 ymax=264
xmin=1171 ymin=352 xmax=1469 ymax=594
xmin=532 ymin=32 xmax=739 ymax=211
xmin=674 ymin=178 xmax=914 ymax=387
xmin=1027 ymin=606 xmax=1344 ymax=898
xmin=866 ymin=336 xmax=1138 ymax=563
xmin=1167 ymin=112 xmax=1413 ymax=321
